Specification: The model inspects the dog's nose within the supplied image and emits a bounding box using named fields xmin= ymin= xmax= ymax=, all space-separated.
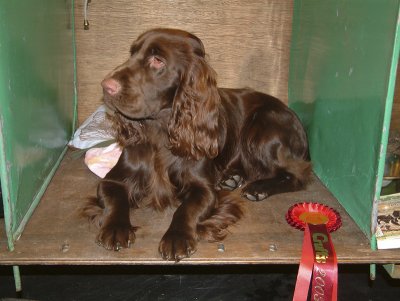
xmin=101 ymin=78 xmax=121 ymax=96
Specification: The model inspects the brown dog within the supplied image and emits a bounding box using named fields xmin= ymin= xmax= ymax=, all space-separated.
xmin=82 ymin=28 xmax=311 ymax=261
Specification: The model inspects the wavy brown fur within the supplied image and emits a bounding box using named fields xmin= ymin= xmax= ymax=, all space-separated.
xmin=83 ymin=28 xmax=311 ymax=261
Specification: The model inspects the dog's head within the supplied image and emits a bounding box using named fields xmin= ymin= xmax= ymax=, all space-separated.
xmin=102 ymin=28 xmax=220 ymax=160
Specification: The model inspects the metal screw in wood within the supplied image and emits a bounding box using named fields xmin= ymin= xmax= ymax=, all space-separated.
xmin=269 ymin=244 xmax=277 ymax=252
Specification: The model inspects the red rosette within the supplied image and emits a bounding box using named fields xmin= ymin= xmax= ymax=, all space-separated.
xmin=286 ymin=202 xmax=342 ymax=232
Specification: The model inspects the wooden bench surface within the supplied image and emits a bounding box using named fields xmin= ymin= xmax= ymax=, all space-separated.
xmin=1 ymin=151 xmax=399 ymax=265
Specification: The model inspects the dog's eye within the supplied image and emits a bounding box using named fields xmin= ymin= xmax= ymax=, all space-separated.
xmin=148 ymin=56 xmax=165 ymax=70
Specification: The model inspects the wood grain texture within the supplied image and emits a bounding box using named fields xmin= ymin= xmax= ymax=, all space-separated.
xmin=0 ymin=150 xmax=399 ymax=265
xmin=74 ymin=0 xmax=293 ymax=124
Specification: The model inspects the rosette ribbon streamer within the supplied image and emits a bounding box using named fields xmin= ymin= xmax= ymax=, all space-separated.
xmin=286 ymin=203 xmax=342 ymax=301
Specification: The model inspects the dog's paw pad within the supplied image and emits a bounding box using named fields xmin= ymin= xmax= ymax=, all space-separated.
xmin=241 ymin=180 xmax=272 ymax=202
xmin=218 ymin=175 xmax=244 ymax=191
xmin=242 ymin=192 xmax=268 ymax=202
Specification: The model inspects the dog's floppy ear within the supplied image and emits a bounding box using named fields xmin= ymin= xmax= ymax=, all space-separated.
xmin=168 ymin=51 xmax=220 ymax=160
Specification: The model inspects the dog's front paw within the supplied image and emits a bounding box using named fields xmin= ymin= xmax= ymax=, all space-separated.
xmin=96 ymin=222 xmax=136 ymax=251
xmin=158 ymin=230 xmax=197 ymax=262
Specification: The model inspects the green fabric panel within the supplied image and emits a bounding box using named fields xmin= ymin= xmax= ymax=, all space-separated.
xmin=289 ymin=0 xmax=400 ymax=239
xmin=0 ymin=1 xmax=76 ymax=244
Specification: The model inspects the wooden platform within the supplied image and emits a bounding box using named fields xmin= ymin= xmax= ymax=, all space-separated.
xmin=0 ymin=151 xmax=399 ymax=265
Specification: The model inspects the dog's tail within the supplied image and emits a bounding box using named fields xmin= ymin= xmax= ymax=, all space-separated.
xmin=197 ymin=190 xmax=245 ymax=242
